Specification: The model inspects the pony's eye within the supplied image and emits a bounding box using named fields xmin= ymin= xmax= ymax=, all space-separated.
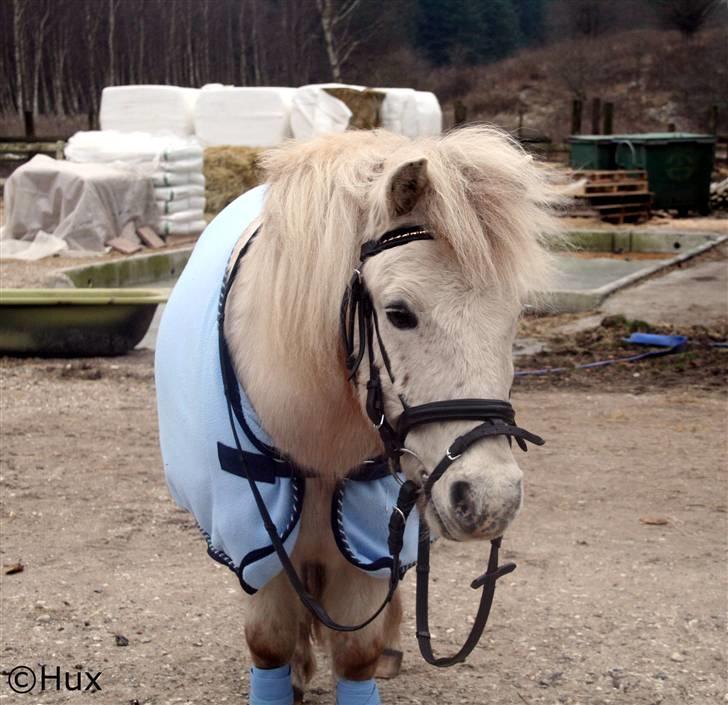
xmin=385 ymin=304 xmax=418 ymax=330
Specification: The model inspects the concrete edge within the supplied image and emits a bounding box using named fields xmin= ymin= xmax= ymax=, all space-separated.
xmin=46 ymin=247 xmax=194 ymax=289
xmin=533 ymin=234 xmax=727 ymax=314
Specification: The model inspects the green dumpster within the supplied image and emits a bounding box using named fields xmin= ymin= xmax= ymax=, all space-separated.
xmin=569 ymin=136 xmax=618 ymax=170
xmin=613 ymin=133 xmax=715 ymax=214
xmin=570 ymin=133 xmax=716 ymax=214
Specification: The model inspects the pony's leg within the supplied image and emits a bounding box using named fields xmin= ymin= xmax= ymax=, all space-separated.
xmin=291 ymin=617 xmax=316 ymax=704
xmin=245 ymin=571 xmax=300 ymax=705
xmin=322 ymin=567 xmax=391 ymax=705
xmin=375 ymin=590 xmax=403 ymax=679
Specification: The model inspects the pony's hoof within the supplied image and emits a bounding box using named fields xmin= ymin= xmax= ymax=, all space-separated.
xmin=375 ymin=648 xmax=403 ymax=679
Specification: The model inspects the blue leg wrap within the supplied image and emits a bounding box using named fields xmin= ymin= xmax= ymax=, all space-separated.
xmin=249 ymin=665 xmax=293 ymax=705
xmin=336 ymin=678 xmax=381 ymax=705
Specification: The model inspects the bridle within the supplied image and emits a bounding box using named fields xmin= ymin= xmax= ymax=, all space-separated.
xmin=219 ymin=223 xmax=544 ymax=668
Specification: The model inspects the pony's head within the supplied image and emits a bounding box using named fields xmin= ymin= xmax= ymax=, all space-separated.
xmin=258 ymin=127 xmax=560 ymax=541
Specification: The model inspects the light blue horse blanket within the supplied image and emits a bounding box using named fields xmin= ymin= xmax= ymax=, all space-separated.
xmin=155 ymin=186 xmax=420 ymax=594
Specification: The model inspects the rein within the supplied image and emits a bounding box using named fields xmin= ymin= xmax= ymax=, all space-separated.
xmin=219 ymin=224 xmax=544 ymax=665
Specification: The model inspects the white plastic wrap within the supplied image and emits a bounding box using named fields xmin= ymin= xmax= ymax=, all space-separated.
xmin=193 ymin=87 xmax=295 ymax=147
xmin=100 ymin=85 xmax=200 ymax=136
xmin=290 ymin=84 xmax=353 ymax=140
xmin=0 ymin=155 xmax=156 ymax=254
xmin=377 ymin=88 xmax=419 ymax=138
xmin=65 ymin=130 xmax=203 ymax=164
xmin=414 ymin=91 xmax=443 ymax=136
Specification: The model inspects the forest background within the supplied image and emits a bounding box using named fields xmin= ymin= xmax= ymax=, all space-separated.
xmin=2 ymin=0 xmax=727 ymax=139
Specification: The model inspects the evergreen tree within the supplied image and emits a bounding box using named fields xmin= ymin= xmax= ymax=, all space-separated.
xmin=514 ymin=0 xmax=546 ymax=46
xmin=415 ymin=0 xmax=523 ymax=66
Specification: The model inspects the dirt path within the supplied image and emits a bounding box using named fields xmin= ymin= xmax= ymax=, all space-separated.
xmin=1 ymin=354 xmax=726 ymax=705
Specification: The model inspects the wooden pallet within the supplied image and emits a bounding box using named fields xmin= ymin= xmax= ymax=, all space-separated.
xmin=591 ymin=202 xmax=652 ymax=225
xmin=572 ymin=169 xmax=652 ymax=224
xmin=576 ymin=169 xmax=647 ymax=183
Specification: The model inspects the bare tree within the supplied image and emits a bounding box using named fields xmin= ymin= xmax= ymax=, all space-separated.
xmin=653 ymin=0 xmax=721 ymax=36
xmin=12 ymin=0 xmax=26 ymax=114
xmin=315 ymin=0 xmax=366 ymax=82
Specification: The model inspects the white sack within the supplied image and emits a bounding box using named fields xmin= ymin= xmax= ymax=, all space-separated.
xmin=194 ymin=87 xmax=295 ymax=147
xmin=290 ymin=84 xmax=353 ymax=140
xmin=156 ymin=197 xmax=206 ymax=215
xmin=159 ymin=157 xmax=204 ymax=173
xmin=153 ymin=171 xmax=205 ymax=188
xmin=154 ymin=184 xmax=206 ymax=202
xmin=377 ymin=88 xmax=419 ymax=138
xmin=1 ymin=155 xmax=156 ymax=253
xmin=156 ymin=219 xmax=208 ymax=236
xmin=100 ymin=85 xmax=200 ymax=136
xmin=414 ymin=91 xmax=443 ymax=136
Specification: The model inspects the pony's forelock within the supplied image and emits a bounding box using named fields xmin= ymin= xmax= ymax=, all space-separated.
xmin=258 ymin=126 xmax=562 ymax=370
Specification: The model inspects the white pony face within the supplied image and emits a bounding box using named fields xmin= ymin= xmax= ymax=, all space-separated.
xmin=362 ymin=239 xmax=524 ymax=542
xmin=357 ymin=155 xmax=532 ymax=542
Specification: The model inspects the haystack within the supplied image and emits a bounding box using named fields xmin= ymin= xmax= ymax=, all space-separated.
xmin=203 ymin=146 xmax=264 ymax=214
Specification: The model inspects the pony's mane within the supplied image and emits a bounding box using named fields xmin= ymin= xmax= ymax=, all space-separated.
xmin=258 ymin=126 xmax=561 ymax=369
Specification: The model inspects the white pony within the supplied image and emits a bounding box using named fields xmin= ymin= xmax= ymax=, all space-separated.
xmin=155 ymin=126 xmax=559 ymax=705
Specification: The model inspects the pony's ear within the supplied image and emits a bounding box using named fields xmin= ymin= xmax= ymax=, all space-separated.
xmin=388 ymin=158 xmax=428 ymax=216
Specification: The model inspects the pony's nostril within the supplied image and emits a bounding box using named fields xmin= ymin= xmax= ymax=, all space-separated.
xmin=450 ymin=481 xmax=477 ymax=527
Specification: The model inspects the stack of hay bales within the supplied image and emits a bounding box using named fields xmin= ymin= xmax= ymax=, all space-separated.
xmin=65 ymin=130 xmax=207 ymax=236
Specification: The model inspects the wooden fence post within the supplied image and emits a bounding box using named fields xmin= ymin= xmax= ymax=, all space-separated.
xmin=591 ymin=97 xmax=601 ymax=135
xmin=453 ymin=100 xmax=467 ymax=127
xmin=603 ymin=102 xmax=614 ymax=135
xmin=709 ymin=104 xmax=719 ymax=134
xmin=23 ymin=110 xmax=35 ymax=137
xmin=571 ymin=99 xmax=583 ymax=134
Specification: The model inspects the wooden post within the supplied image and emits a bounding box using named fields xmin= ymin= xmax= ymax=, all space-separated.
xmin=571 ymin=99 xmax=583 ymax=134
xmin=709 ymin=104 xmax=719 ymax=134
xmin=591 ymin=97 xmax=601 ymax=135
xmin=668 ymin=122 xmax=676 ymax=132
xmin=453 ymin=100 xmax=467 ymax=127
xmin=517 ymin=106 xmax=524 ymax=139
xmin=603 ymin=102 xmax=614 ymax=135
xmin=23 ymin=110 xmax=34 ymax=137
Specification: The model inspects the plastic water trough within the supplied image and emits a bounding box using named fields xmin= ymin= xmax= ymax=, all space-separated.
xmin=0 ymin=288 xmax=169 ymax=357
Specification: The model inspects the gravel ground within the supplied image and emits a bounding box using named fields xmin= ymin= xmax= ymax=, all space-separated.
xmin=1 ymin=354 xmax=725 ymax=705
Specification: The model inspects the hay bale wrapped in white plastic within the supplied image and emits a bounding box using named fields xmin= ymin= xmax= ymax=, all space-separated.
xmin=414 ymin=91 xmax=443 ymax=136
xmin=194 ymin=87 xmax=295 ymax=147
xmin=290 ymin=84 xmax=354 ymax=140
xmin=66 ymin=130 xmax=203 ymax=164
xmin=377 ymin=88 xmax=419 ymax=138
xmin=100 ymin=86 xmax=199 ymax=136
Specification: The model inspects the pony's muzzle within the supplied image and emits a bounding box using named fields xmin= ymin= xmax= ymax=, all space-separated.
xmin=432 ymin=470 xmax=523 ymax=541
